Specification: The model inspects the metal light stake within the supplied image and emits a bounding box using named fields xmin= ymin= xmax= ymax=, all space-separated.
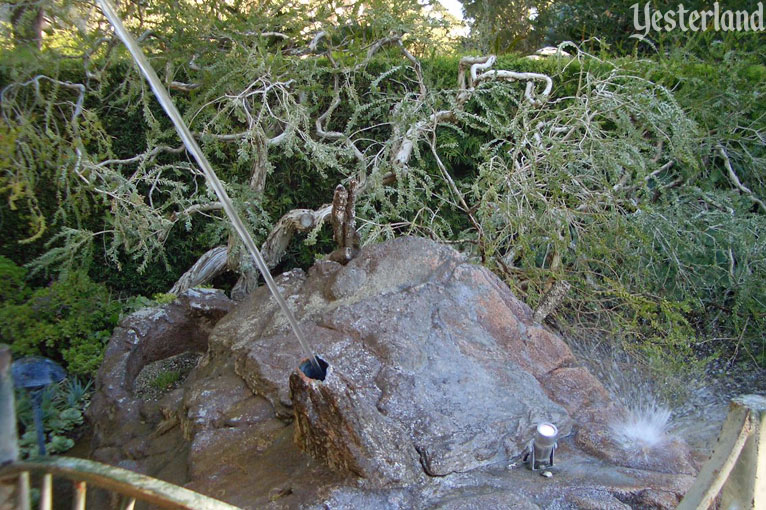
xmin=11 ymin=357 xmax=66 ymax=456
xmin=526 ymin=422 xmax=558 ymax=471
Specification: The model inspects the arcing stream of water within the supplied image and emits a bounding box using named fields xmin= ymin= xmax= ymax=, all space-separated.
xmin=96 ymin=0 xmax=321 ymax=373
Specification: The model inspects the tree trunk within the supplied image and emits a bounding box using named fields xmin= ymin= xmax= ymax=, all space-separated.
xmin=11 ymin=1 xmax=44 ymax=49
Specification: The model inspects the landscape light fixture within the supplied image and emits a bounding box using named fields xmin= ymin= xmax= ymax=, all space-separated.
xmin=525 ymin=422 xmax=558 ymax=471
xmin=12 ymin=357 xmax=67 ymax=456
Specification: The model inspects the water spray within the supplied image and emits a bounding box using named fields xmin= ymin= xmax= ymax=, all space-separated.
xmin=96 ymin=0 xmax=321 ymax=373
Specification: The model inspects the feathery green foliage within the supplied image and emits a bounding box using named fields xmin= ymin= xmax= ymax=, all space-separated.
xmin=0 ymin=258 xmax=122 ymax=376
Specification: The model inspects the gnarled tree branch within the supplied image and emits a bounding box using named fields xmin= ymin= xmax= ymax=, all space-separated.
xmin=169 ymin=45 xmax=555 ymax=297
xmin=169 ymin=245 xmax=229 ymax=295
xmin=717 ymin=144 xmax=766 ymax=212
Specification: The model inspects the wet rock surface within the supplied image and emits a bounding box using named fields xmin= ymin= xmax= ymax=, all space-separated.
xmin=88 ymin=237 xmax=698 ymax=509
xmin=87 ymin=288 xmax=234 ymax=467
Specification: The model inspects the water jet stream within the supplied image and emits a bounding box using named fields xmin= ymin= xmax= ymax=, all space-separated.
xmin=96 ymin=0 xmax=321 ymax=372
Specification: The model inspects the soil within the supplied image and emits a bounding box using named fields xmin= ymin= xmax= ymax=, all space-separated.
xmin=133 ymin=351 xmax=202 ymax=401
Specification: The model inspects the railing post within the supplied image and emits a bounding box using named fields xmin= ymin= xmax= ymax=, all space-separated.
xmin=678 ymin=394 xmax=766 ymax=510
xmin=0 ymin=344 xmax=18 ymax=466
xmin=0 ymin=344 xmax=30 ymax=510
xmin=720 ymin=395 xmax=766 ymax=510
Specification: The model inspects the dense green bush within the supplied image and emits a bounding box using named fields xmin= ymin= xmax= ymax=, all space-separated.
xmin=0 ymin=254 xmax=29 ymax=303
xmin=534 ymin=0 xmax=763 ymax=55
xmin=0 ymin=257 xmax=122 ymax=376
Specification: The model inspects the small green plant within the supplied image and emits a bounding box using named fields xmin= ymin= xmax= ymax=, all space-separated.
xmin=149 ymin=370 xmax=181 ymax=390
xmin=15 ymin=378 xmax=92 ymax=458
xmin=0 ymin=262 xmax=122 ymax=377
xmin=151 ymin=292 xmax=177 ymax=305
xmin=121 ymin=292 xmax=177 ymax=315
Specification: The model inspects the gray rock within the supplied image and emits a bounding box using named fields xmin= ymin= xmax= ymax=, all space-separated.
xmin=87 ymin=288 xmax=234 ymax=462
xmin=88 ymin=237 xmax=697 ymax=510
xmin=219 ymin=238 xmax=574 ymax=485
xmin=429 ymin=490 xmax=542 ymax=509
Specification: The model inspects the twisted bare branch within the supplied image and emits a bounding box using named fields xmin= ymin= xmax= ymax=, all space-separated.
xmin=260 ymin=206 xmax=332 ymax=267
xmin=169 ymin=246 xmax=229 ymax=295
xmin=717 ymin=144 xmax=766 ymax=212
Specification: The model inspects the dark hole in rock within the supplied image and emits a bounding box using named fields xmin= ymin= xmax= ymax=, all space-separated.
xmin=300 ymin=357 xmax=328 ymax=381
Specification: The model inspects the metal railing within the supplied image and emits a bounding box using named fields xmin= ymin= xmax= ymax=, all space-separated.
xmin=0 ymin=345 xmax=241 ymax=510
xmin=0 ymin=456 xmax=242 ymax=510
xmin=677 ymin=394 xmax=766 ymax=510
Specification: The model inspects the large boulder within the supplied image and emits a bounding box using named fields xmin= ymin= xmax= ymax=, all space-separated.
xmin=215 ymin=237 xmax=694 ymax=483
xmin=87 ymin=288 xmax=234 ymax=466
xmin=216 ymin=238 xmax=573 ymax=484
xmin=88 ymin=237 xmax=697 ymax=509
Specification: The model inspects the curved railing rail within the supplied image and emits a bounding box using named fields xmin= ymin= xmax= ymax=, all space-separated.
xmin=0 ymin=344 xmax=242 ymax=510
xmin=0 ymin=456 xmax=242 ymax=510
